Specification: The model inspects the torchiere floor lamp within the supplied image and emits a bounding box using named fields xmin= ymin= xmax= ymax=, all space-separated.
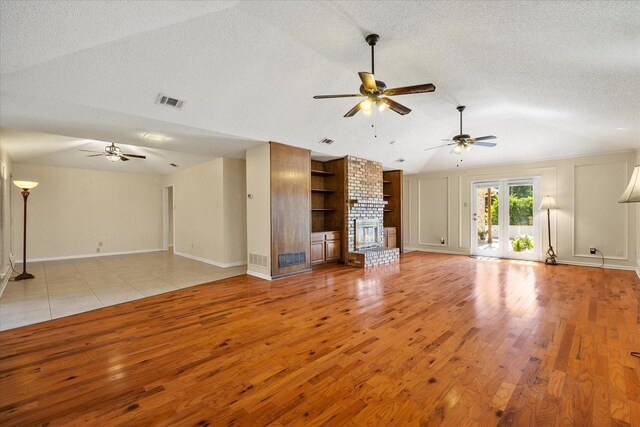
xmin=539 ymin=195 xmax=557 ymax=265
xmin=13 ymin=180 xmax=38 ymax=281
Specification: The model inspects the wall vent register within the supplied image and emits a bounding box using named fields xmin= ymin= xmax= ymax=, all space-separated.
xmin=156 ymin=93 xmax=184 ymax=109
xmin=278 ymin=252 xmax=306 ymax=268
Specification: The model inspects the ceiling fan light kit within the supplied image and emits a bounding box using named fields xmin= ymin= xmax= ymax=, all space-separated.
xmin=313 ymin=34 xmax=436 ymax=118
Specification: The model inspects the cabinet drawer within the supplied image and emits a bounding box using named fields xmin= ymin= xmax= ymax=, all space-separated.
xmin=311 ymin=232 xmax=325 ymax=243
xmin=384 ymin=227 xmax=396 ymax=236
xmin=325 ymin=231 xmax=340 ymax=241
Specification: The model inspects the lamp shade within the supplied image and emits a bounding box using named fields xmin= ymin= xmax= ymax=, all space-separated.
xmin=618 ymin=165 xmax=640 ymax=203
xmin=539 ymin=195 xmax=557 ymax=210
xmin=13 ymin=181 xmax=38 ymax=190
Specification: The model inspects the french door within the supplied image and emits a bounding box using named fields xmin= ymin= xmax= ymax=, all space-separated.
xmin=471 ymin=178 xmax=540 ymax=261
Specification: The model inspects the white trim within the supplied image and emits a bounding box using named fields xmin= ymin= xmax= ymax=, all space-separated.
xmin=0 ymin=265 xmax=10 ymax=298
xmin=404 ymin=245 xmax=470 ymax=256
xmin=174 ymin=250 xmax=247 ymax=268
xmin=17 ymin=248 xmax=164 ymax=263
xmin=246 ymin=270 xmax=273 ymax=281
xmin=636 ymin=268 xmax=640 ymax=279
xmin=556 ymin=259 xmax=637 ymax=272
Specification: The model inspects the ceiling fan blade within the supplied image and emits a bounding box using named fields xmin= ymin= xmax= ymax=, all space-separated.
xmin=381 ymin=98 xmax=411 ymax=115
xmin=313 ymin=94 xmax=364 ymax=99
xmin=119 ymin=155 xmax=130 ymax=161
xmin=473 ymin=135 xmax=497 ymax=141
xmin=86 ymin=154 xmax=104 ymax=157
xmin=79 ymin=149 xmax=103 ymax=153
xmin=472 ymin=141 xmax=497 ymax=147
xmin=358 ymin=72 xmax=377 ymax=93
xmin=122 ymin=153 xmax=146 ymax=159
xmin=344 ymin=102 xmax=362 ymax=118
xmin=424 ymin=142 xmax=456 ymax=151
xmin=383 ymin=83 xmax=436 ymax=96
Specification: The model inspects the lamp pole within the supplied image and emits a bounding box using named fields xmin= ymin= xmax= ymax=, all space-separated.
xmin=13 ymin=181 xmax=38 ymax=281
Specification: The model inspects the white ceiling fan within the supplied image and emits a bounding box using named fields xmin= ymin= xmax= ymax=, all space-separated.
xmin=425 ymin=106 xmax=497 ymax=154
xmin=79 ymin=143 xmax=146 ymax=162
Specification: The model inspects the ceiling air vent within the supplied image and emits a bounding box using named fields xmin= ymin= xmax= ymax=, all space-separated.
xmin=170 ymin=163 xmax=179 ymax=167
xmin=395 ymin=158 xmax=405 ymax=163
xmin=156 ymin=93 xmax=184 ymax=109
xmin=318 ymin=138 xmax=334 ymax=145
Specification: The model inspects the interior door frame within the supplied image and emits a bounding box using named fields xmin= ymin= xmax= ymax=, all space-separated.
xmin=471 ymin=177 xmax=542 ymax=261
xmin=162 ymin=185 xmax=175 ymax=251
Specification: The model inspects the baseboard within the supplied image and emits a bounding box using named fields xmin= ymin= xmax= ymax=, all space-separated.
xmin=636 ymin=268 xmax=640 ymax=279
xmin=404 ymin=246 xmax=470 ymax=256
xmin=246 ymin=270 xmax=272 ymax=281
xmin=16 ymin=248 xmax=165 ymax=263
xmin=555 ymin=259 xmax=638 ymax=271
xmin=173 ymin=251 xmax=247 ymax=269
xmin=0 ymin=265 xmax=10 ymax=299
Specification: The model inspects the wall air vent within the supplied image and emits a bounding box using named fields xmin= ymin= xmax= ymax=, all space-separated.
xmin=156 ymin=93 xmax=184 ymax=109
xmin=318 ymin=138 xmax=334 ymax=145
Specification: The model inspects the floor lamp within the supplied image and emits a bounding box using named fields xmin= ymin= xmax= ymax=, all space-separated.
xmin=618 ymin=165 xmax=639 ymax=359
xmin=13 ymin=180 xmax=38 ymax=281
xmin=539 ymin=195 xmax=557 ymax=265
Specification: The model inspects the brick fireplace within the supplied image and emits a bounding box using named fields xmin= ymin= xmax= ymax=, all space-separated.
xmin=344 ymin=156 xmax=400 ymax=267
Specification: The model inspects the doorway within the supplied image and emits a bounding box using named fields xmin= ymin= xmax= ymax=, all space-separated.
xmin=163 ymin=186 xmax=174 ymax=251
xmin=471 ymin=178 xmax=540 ymax=261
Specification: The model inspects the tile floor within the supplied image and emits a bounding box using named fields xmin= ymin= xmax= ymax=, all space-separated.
xmin=0 ymin=251 xmax=246 ymax=331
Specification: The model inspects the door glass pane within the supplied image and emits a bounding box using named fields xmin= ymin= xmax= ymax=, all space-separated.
xmin=475 ymin=185 xmax=500 ymax=254
xmin=508 ymin=184 xmax=534 ymax=255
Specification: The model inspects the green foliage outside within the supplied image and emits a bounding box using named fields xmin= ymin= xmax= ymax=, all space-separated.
xmin=512 ymin=234 xmax=534 ymax=252
xmin=485 ymin=185 xmax=533 ymax=226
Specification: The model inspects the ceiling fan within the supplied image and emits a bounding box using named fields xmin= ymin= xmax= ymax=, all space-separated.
xmin=79 ymin=143 xmax=146 ymax=162
xmin=425 ymin=106 xmax=497 ymax=154
xmin=313 ymin=34 xmax=436 ymax=117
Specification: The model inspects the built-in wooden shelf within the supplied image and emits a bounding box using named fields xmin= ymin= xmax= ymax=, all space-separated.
xmin=383 ymin=170 xmax=403 ymax=253
xmin=384 ymin=209 xmax=392 ymax=212
xmin=383 ymin=194 xmax=391 ymax=198
xmin=311 ymin=188 xmax=335 ymax=193
xmin=312 ymin=208 xmax=336 ymax=212
xmin=383 ymin=180 xmax=391 ymax=184
xmin=311 ymin=170 xmax=335 ymax=176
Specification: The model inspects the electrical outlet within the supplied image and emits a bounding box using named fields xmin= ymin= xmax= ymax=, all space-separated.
xmin=98 ymin=242 xmax=103 ymax=247
xmin=96 ymin=247 xmax=100 ymax=253
xmin=590 ymin=247 xmax=596 ymax=255
xmin=440 ymin=238 xmax=446 ymax=245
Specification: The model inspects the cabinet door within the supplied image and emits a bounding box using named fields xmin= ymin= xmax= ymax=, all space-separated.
xmin=311 ymin=241 xmax=325 ymax=264
xmin=382 ymin=231 xmax=388 ymax=247
xmin=387 ymin=234 xmax=397 ymax=248
xmin=325 ymin=240 xmax=340 ymax=261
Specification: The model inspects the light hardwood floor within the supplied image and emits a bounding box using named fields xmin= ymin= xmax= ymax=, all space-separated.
xmin=0 ymin=252 xmax=638 ymax=426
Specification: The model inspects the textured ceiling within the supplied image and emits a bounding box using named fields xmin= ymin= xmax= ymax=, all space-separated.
xmin=1 ymin=0 xmax=638 ymax=175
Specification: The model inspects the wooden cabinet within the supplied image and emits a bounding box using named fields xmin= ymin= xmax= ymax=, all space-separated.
xmin=383 ymin=227 xmax=397 ymax=248
xmin=311 ymin=231 xmax=341 ymax=265
xmin=383 ymin=170 xmax=403 ymax=252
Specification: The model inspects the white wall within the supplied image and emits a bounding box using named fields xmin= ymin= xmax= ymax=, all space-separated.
xmin=164 ymin=157 xmax=247 ymax=267
xmin=246 ymin=144 xmax=271 ymax=279
xmin=404 ymin=151 xmax=638 ymax=270
xmin=0 ymin=141 xmax=13 ymax=285
xmin=11 ymin=163 xmax=163 ymax=261
xmin=637 ymin=149 xmax=640 ymax=276
xmin=223 ymin=158 xmax=247 ymax=265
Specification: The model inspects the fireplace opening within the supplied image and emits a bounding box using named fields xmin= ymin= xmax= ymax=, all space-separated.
xmin=355 ymin=219 xmax=381 ymax=250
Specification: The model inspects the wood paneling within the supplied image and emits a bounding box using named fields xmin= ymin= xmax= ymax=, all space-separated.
xmin=270 ymin=142 xmax=311 ymax=277
xmin=1 ymin=253 xmax=637 ymax=425
xmin=383 ymin=170 xmax=403 ymax=252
